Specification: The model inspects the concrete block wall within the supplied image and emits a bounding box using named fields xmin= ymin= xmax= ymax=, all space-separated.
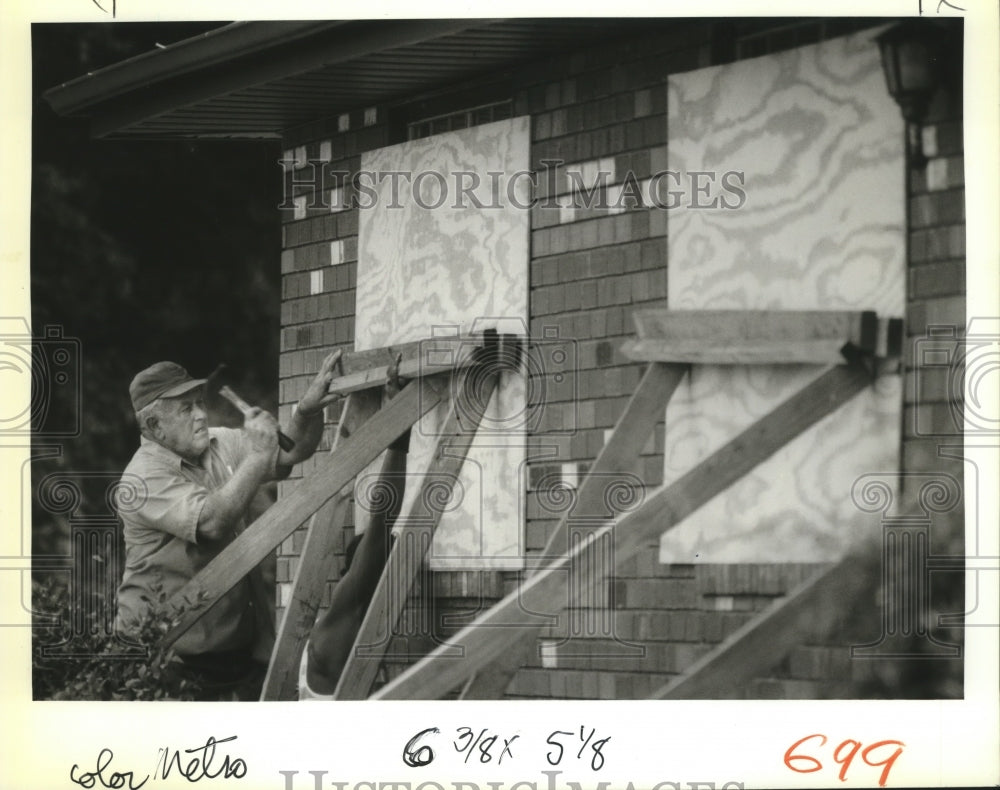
xmin=276 ymin=20 xmax=966 ymax=698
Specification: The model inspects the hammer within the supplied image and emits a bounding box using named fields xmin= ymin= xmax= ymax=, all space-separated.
xmin=219 ymin=386 xmax=296 ymax=452
xmin=206 ymin=364 xmax=296 ymax=452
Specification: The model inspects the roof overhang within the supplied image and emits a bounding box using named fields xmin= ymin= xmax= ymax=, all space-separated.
xmin=43 ymin=18 xmax=682 ymax=140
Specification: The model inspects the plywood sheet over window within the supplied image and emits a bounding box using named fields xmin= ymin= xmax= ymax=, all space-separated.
xmin=662 ymin=29 xmax=904 ymax=563
xmin=356 ymin=117 xmax=530 ymax=570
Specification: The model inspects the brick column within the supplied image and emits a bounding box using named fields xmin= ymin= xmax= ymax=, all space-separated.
xmin=901 ymin=79 xmax=966 ymax=554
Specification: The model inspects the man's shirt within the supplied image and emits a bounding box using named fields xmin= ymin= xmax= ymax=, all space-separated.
xmin=116 ymin=427 xmax=259 ymax=657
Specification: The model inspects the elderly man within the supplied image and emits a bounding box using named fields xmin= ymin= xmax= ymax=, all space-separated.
xmin=116 ymin=353 xmax=343 ymax=699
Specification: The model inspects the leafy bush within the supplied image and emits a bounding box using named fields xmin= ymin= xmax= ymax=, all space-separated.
xmin=32 ymin=576 xmax=203 ymax=701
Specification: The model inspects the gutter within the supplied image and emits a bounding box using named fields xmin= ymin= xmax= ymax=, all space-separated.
xmin=42 ymin=18 xmax=486 ymax=138
xmin=44 ymin=21 xmax=347 ymax=117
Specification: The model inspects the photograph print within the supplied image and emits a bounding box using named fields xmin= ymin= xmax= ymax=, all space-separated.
xmin=28 ymin=16 xmax=971 ymax=705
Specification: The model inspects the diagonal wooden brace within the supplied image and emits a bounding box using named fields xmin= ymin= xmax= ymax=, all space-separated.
xmin=260 ymin=494 xmax=352 ymax=700
xmin=372 ymin=363 xmax=871 ymax=700
xmin=332 ymin=363 xmax=502 ymax=699
xmin=652 ymin=549 xmax=874 ymax=699
xmin=160 ymin=374 xmax=446 ymax=649
xmin=259 ymin=391 xmax=380 ymax=701
xmin=458 ymin=361 xmax=688 ymax=699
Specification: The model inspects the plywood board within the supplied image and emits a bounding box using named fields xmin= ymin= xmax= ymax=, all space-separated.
xmin=662 ymin=28 xmax=904 ymax=563
xmin=356 ymin=117 xmax=530 ymax=569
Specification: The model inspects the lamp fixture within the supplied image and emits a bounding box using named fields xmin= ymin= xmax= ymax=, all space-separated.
xmin=876 ymin=22 xmax=944 ymax=166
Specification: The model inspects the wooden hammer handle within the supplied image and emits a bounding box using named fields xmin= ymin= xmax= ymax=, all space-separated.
xmin=219 ymin=385 xmax=296 ymax=452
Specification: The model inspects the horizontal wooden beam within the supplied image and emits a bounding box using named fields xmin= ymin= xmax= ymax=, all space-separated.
xmin=653 ymin=552 xmax=873 ymax=699
xmin=372 ymin=363 xmax=871 ymax=700
xmin=326 ymin=332 xmax=523 ymax=396
xmin=458 ymin=362 xmax=687 ymax=699
xmin=161 ymin=375 xmax=446 ymax=649
xmin=623 ymin=309 xmax=902 ymax=365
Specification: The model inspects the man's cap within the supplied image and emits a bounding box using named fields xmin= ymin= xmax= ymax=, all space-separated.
xmin=130 ymin=361 xmax=205 ymax=412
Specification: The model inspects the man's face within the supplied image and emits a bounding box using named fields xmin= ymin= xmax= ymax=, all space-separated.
xmin=154 ymin=389 xmax=209 ymax=462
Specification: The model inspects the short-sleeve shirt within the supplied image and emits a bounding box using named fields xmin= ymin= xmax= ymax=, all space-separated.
xmin=115 ymin=427 xmax=259 ymax=657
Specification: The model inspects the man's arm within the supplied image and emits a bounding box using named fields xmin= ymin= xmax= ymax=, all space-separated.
xmin=277 ymin=350 xmax=344 ymax=467
xmin=197 ymin=408 xmax=279 ymax=541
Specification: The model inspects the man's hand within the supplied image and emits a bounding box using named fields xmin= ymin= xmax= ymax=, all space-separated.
xmin=297 ymin=349 xmax=344 ymax=418
xmin=277 ymin=350 xmax=344 ymax=467
xmin=244 ymin=407 xmax=280 ymax=460
xmin=197 ymin=407 xmax=279 ymax=541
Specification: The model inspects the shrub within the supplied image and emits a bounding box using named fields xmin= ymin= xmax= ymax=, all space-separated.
xmin=32 ymin=576 xmax=203 ymax=701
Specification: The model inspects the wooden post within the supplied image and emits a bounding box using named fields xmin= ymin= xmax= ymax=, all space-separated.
xmin=372 ymin=363 xmax=871 ymax=699
xmin=458 ymin=362 xmax=688 ymax=699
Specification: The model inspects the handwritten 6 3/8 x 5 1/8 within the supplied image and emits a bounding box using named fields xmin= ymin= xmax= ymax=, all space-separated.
xmin=402 ymin=725 xmax=610 ymax=772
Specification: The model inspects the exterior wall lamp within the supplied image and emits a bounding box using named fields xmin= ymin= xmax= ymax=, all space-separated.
xmin=877 ymin=22 xmax=946 ymax=166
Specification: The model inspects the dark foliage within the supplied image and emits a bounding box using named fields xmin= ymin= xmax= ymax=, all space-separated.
xmin=30 ymin=23 xmax=283 ymax=695
xmin=32 ymin=576 xmax=202 ymax=701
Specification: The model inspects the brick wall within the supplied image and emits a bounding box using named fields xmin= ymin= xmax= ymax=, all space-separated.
xmin=380 ymin=562 xmax=823 ymax=699
xmin=276 ymin=20 xmax=965 ymax=699
xmin=902 ymin=85 xmax=966 ymax=559
xmin=276 ymin=111 xmax=389 ymax=608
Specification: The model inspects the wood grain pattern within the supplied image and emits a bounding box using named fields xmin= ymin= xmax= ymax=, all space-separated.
xmin=355 ymin=117 xmax=531 ymax=344
xmin=373 ymin=364 xmax=870 ymax=699
xmin=356 ymin=117 xmax=531 ymax=569
xmin=662 ymin=29 xmax=904 ymax=563
xmin=161 ymin=376 xmax=445 ymax=648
